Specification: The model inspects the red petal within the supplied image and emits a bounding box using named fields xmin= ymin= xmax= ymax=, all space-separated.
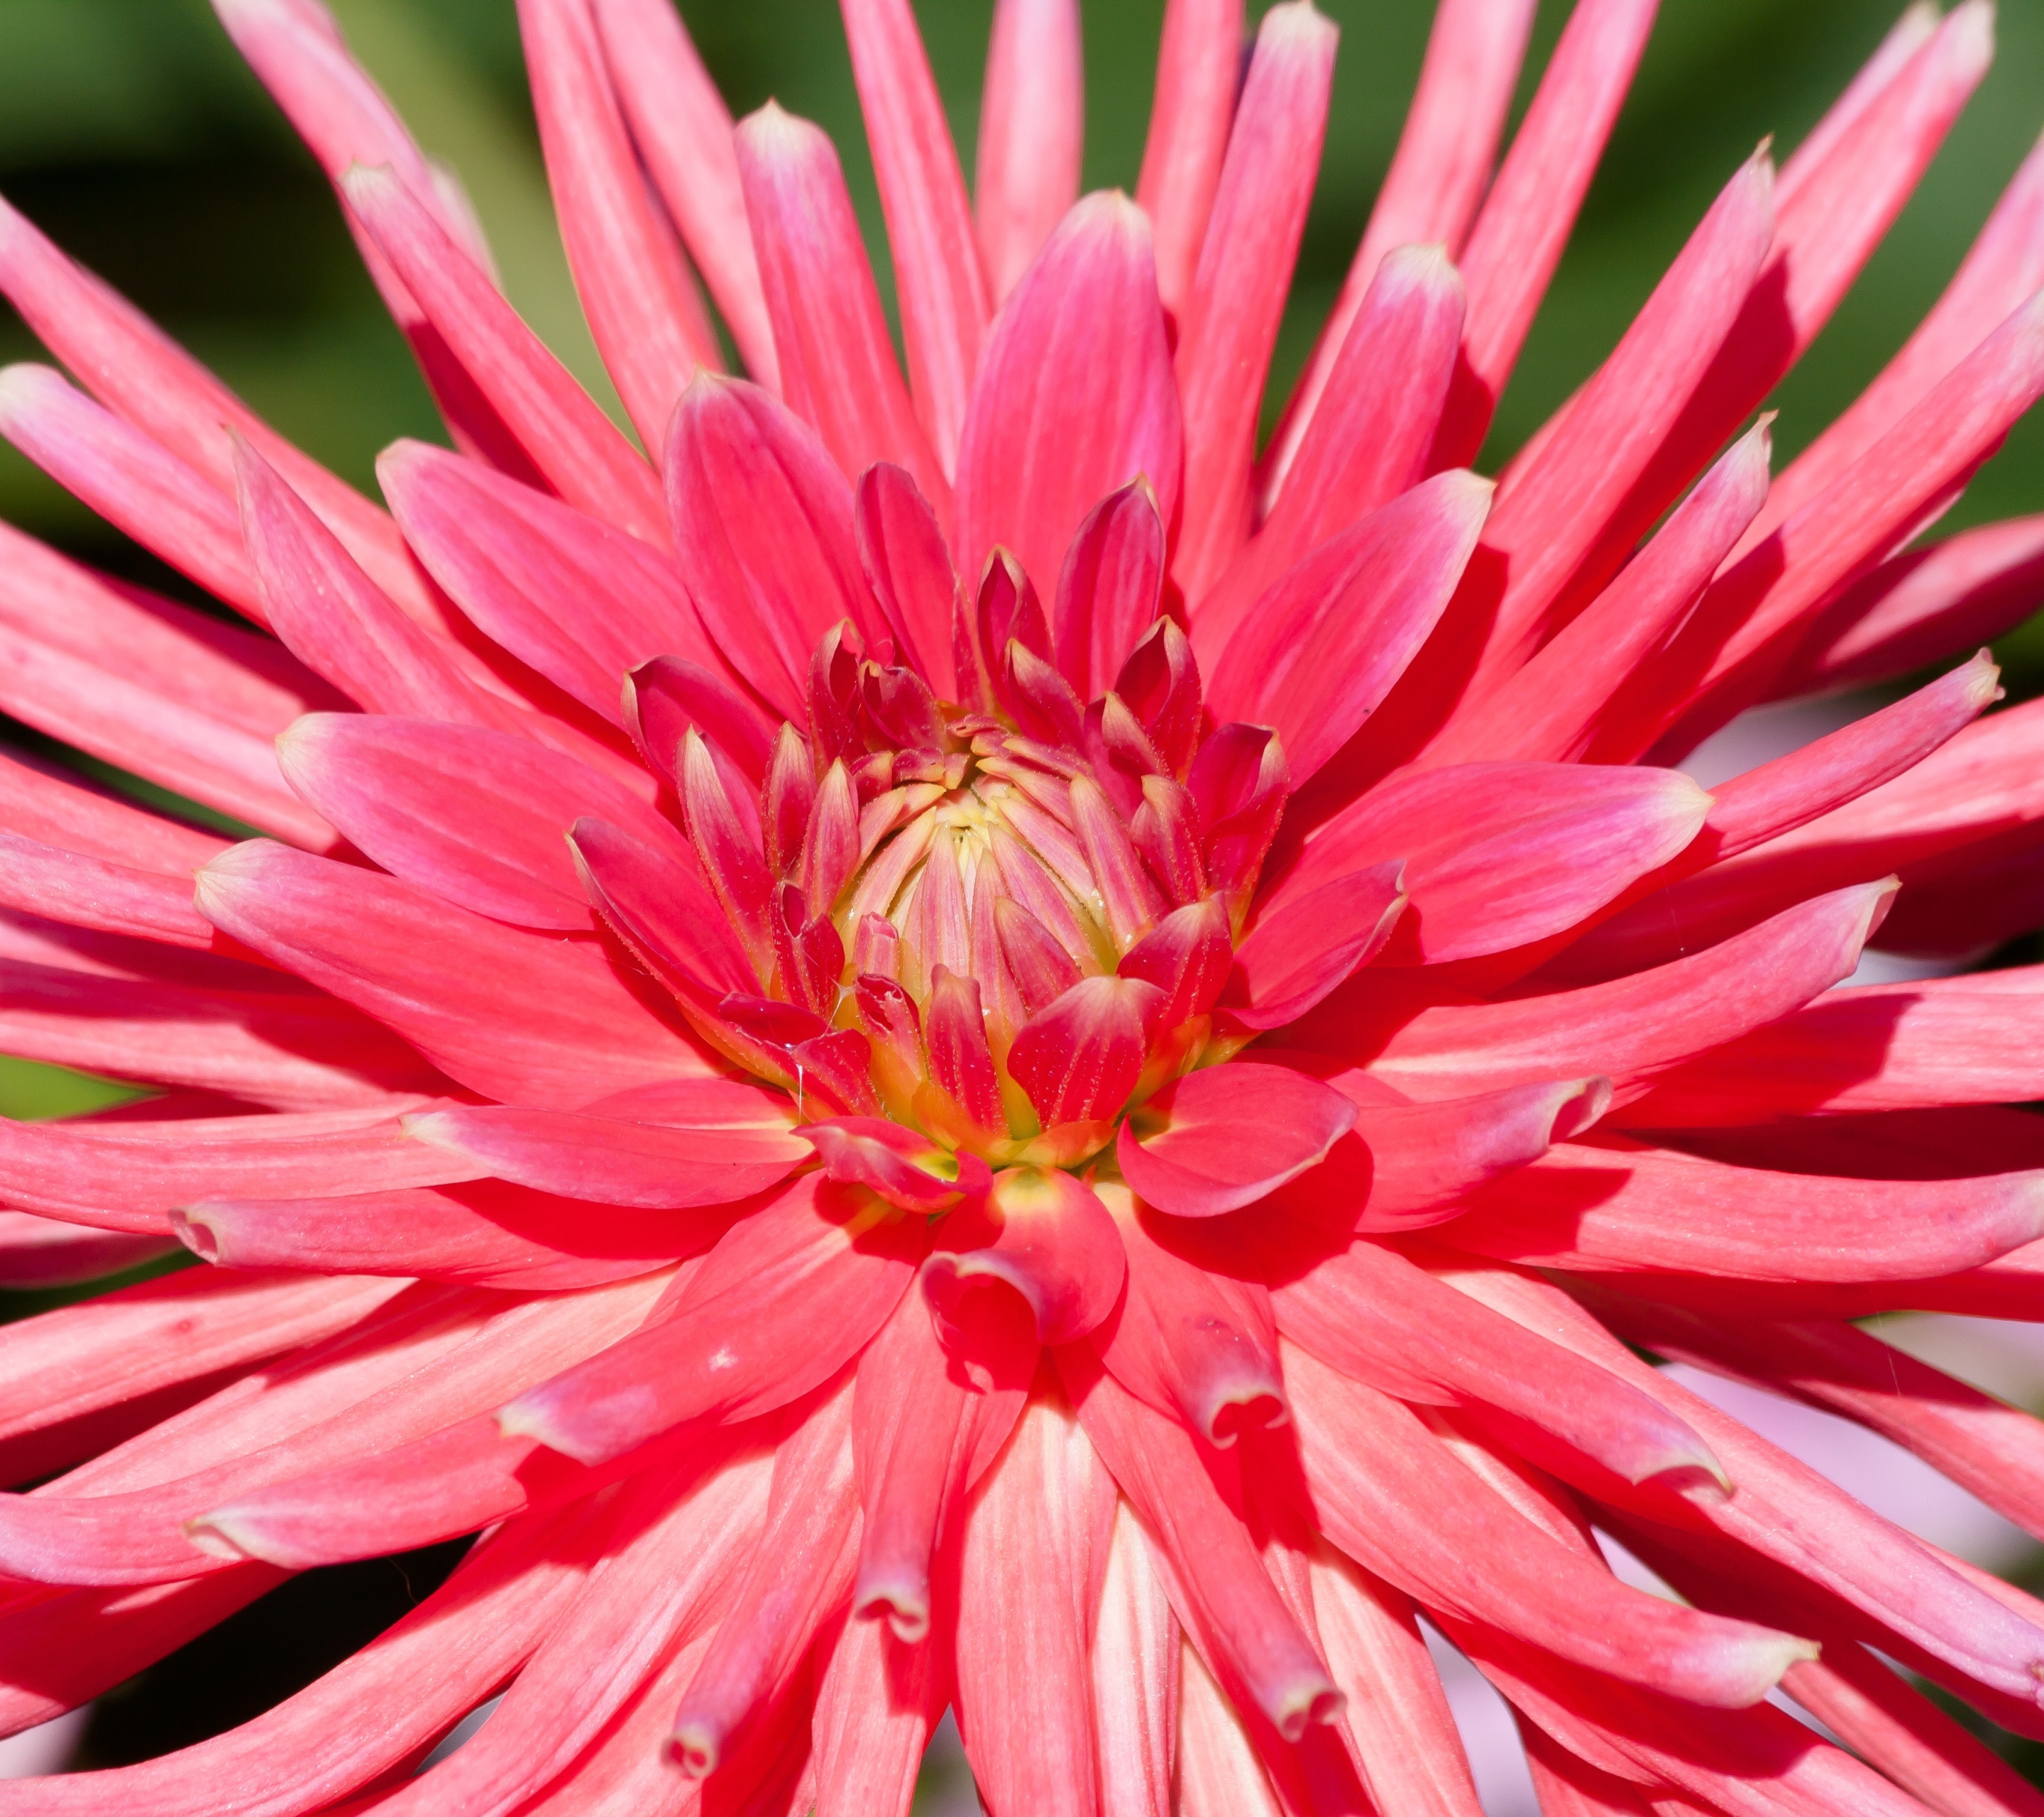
xmin=955 ymin=192 xmax=1182 ymax=604
xmin=924 ymin=1165 xmax=1126 ymax=1345
xmin=1118 ymin=1062 xmax=1356 ymax=1217
xmin=802 ymin=1115 xmax=990 ymax=1212
xmin=1223 ymin=862 xmax=1407 ymax=1028
xmin=1008 ymin=974 xmax=1166 ymax=1130
xmin=855 ymin=461 xmax=960 ymax=698
xmin=408 ymin=1091 xmax=808 ymax=1212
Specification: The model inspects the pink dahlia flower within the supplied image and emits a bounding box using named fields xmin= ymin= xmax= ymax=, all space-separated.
xmin=1 ymin=0 xmax=2044 ymax=1809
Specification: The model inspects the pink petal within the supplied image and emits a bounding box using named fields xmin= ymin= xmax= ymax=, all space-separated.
xmin=954 ymin=1380 xmax=1114 ymax=1816
xmin=180 ymin=1178 xmax=707 ymax=1291
xmin=1008 ymin=973 xmax=1166 ymax=1131
xmin=855 ymin=462 xmax=960 ymax=699
xmin=195 ymin=838 xmax=716 ymax=1109
xmin=1172 ymin=1 xmax=1339 ymax=599
xmin=1091 ymin=1500 xmax=1182 ymax=1817
xmin=377 ymin=439 xmax=730 ymax=725
xmin=1270 ymin=762 xmax=1710 ymax=966
xmin=1270 ymin=1073 xmax=1612 ymax=1231
xmin=1428 ymin=0 xmax=1657 ymax=468
xmin=407 ymin=1089 xmax=809 ymax=1212
xmin=1439 ymin=417 xmax=1772 ymax=766
xmin=0 ymin=832 xmax=216 ymax=953
xmin=1791 ymin=512 xmax=2044 ymax=696
xmin=954 ymin=192 xmax=1182 ymax=606
xmin=1623 ymin=965 xmax=2044 ymax=1128
xmin=737 ymin=104 xmax=948 ymax=507
xmin=568 ymin=811 xmax=758 ymax=1008
xmin=0 ymin=954 xmax=444 ymax=1111
xmin=211 ymin=0 xmax=541 ymax=471
xmin=0 ymin=1100 xmax=469 ymax=1234
xmin=1456 ymin=148 xmax=1776 ymax=698
xmin=235 ymin=438 xmax=527 ymax=734
xmin=1453 ymin=1141 xmax=2044 ymax=1283
xmin=1136 ymin=0 xmax=1245 ymax=316
xmin=1218 ymin=244 xmax=1466 ymax=642
xmin=0 ymin=190 xmax=437 ymax=629
xmin=1348 ymin=880 xmax=1894 ymax=1103
xmin=801 ymin=1115 xmax=991 ymax=1212
xmin=1564 ymin=4 xmax=1996 ymax=626
xmin=0 ymin=363 xmax=260 ymax=621
xmin=1284 ymin=1339 xmax=1815 ymax=1709
xmin=1261 ymin=0 xmax=1535 ymax=497
xmin=1273 ymin=1238 xmax=1726 ymax=1490
xmin=851 ymin=1280 xmax=1032 ymax=1643
xmin=668 ymin=1385 xmax=861 ymax=1778
xmin=1221 ymin=862 xmax=1407 ymax=1026
xmin=924 ymin=1165 xmax=1126 ymax=1345
xmin=1091 ymin=1183 xmax=1287 ymax=1444
xmin=0 ymin=745 xmax=224 ymax=880
xmin=1202 ymin=469 xmax=1492 ymax=784
xmin=0 ymin=1214 xmax=171 ymax=1292
xmin=974 ymin=0 xmax=1083 ymax=302
xmin=1063 ymin=1350 xmax=1344 ymax=1742
xmin=1118 ymin=1062 xmax=1356 ymax=1217
xmin=341 ymin=163 xmax=667 ymax=543
xmin=1053 ymin=479 xmax=1166 ymax=701
xmin=589 ymin=0 xmax=779 ymax=388
xmin=278 ymin=713 xmax=684 ymax=931
xmin=664 ymin=374 xmax=881 ymax=722
xmin=0 ymin=522 xmax=334 ymax=847
xmin=518 ymin=0 xmax=718 ymax=460
xmin=837 ymin=0 xmax=989 ymax=471
xmin=500 ymin=1177 xmax=923 ymax=1464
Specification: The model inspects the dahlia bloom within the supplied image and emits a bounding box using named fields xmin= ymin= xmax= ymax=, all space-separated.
xmin=1 ymin=0 xmax=2043 ymax=1808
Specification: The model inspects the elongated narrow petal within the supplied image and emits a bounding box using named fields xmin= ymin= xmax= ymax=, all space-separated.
xmin=378 ymin=439 xmax=727 ymax=725
xmin=974 ymin=0 xmax=1083 ymax=302
xmin=669 ymin=1383 xmax=860 ymax=1777
xmin=737 ymin=104 xmax=947 ymax=506
xmin=409 ymin=1091 xmax=810 ymax=1211
xmin=278 ymin=714 xmax=681 ymax=931
xmin=838 ymin=0 xmax=989 ymax=470
xmin=343 ymin=163 xmax=668 ymax=543
xmin=1273 ymin=762 xmax=1710 ymax=965
xmin=1284 ymin=1340 xmax=1815 ymax=1708
xmin=1429 ymin=0 xmax=1657 ymax=468
xmin=589 ymin=0 xmax=776 ymax=389
xmin=0 ymin=191 xmax=437 ymax=627
xmin=1064 ymin=1350 xmax=1345 ymax=1741
xmin=1452 ymin=1142 xmax=2044 ymax=1283
xmin=180 ymin=1178 xmax=705 ymax=1290
xmin=0 ymin=1102 xmax=471 ymax=1234
xmin=1136 ymin=0 xmax=1246 ymax=316
xmin=196 ymin=839 xmax=715 ymax=1108
xmin=955 ymin=192 xmax=1182 ymax=603
xmin=0 ymin=364 xmax=262 ymax=622
xmin=1443 ymin=419 xmax=1773 ymax=766
xmin=1204 ymin=471 xmax=1492 ymax=782
xmin=665 ymin=375 xmax=882 ymax=721
xmin=1118 ymin=1063 xmax=1355 ymax=1216
xmin=518 ymin=0 xmax=718 ymax=459
xmin=500 ymin=1178 xmax=922 ymax=1464
xmin=1456 ymin=149 xmax=1775 ymax=694
xmin=0 ymin=520 xmax=335 ymax=846
xmin=1273 ymin=1239 xmax=1727 ymax=1491
xmin=1172 ymin=1 xmax=1339 ymax=598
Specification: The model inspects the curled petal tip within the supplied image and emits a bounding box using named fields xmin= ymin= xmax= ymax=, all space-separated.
xmin=852 ymin=1572 xmax=933 ymax=1643
xmin=1270 ymin=1674 xmax=1344 ymax=1742
xmin=667 ymin=1721 xmax=720 ymax=1779
xmin=1547 ymin=1077 xmax=1614 ymax=1145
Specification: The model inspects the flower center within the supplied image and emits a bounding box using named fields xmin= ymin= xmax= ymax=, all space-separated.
xmin=660 ymin=601 xmax=1291 ymax=1173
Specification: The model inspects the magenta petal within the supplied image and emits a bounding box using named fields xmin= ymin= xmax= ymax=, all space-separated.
xmin=406 ymin=1097 xmax=809 ymax=1210
xmin=801 ymin=1115 xmax=990 ymax=1212
xmin=1117 ymin=1061 xmax=1356 ymax=1217
xmin=1222 ymin=861 xmax=1407 ymax=1028
xmin=923 ymin=1165 xmax=1125 ymax=1344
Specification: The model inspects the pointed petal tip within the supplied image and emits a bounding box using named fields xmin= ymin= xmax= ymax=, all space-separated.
xmin=180 ymin=1513 xmax=262 ymax=1564
xmin=1548 ymin=1076 xmax=1614 ymax=1144
xmin=1963 ymin=647 xmax=2006 ymax=707
xmin=493 ymin=1391 xmax=608 ymax=1467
